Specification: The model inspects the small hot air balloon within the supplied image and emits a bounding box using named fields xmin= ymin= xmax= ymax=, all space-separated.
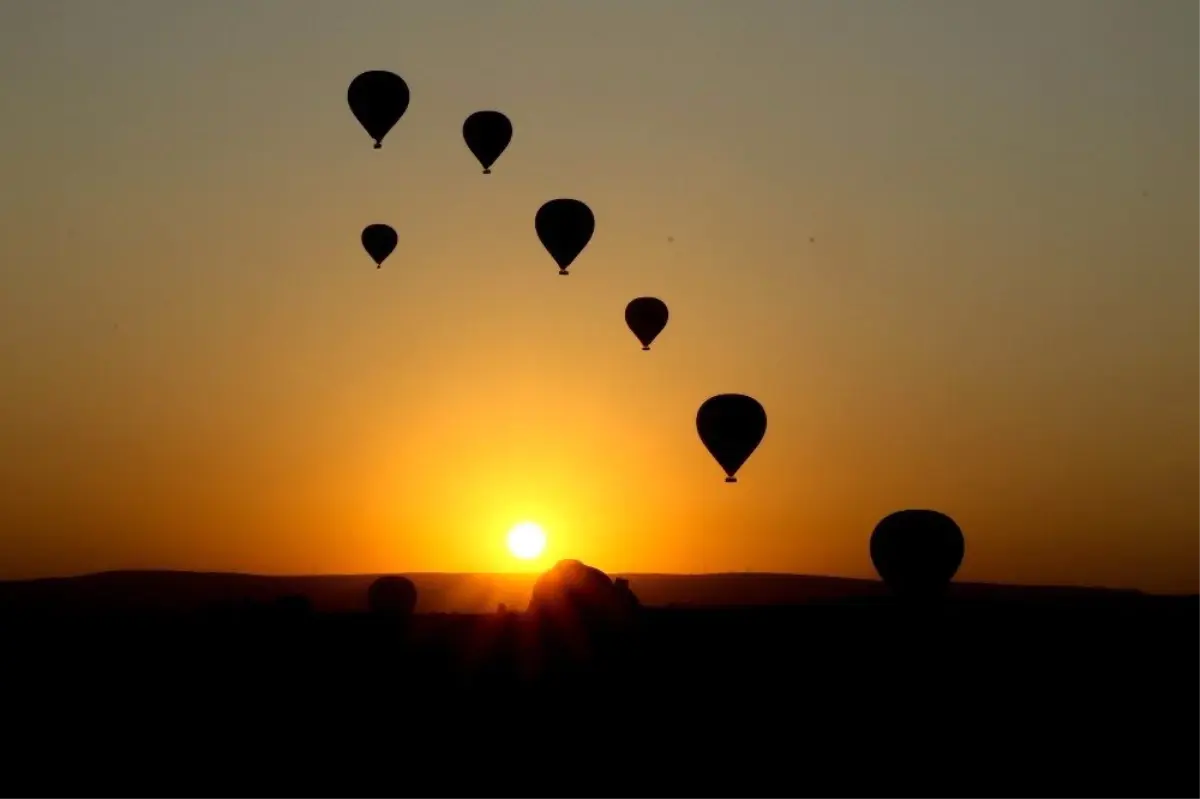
xmin=462 ymin=110 xmax=512 ymax=174
xmin=869 ymin=510 xmax=965 ymax=600
xmin=361 ymin=224 xmax=397 ymax=268
xmin=625 ymin=297 xmax=669 ymax=351
xmin=696 ymin=394 xmax=767 ymax=483
xmin=347 ymin=71 xmax=411 ymax=149
xmin=535 ymin=199 xmax=594 ymax=276
xmin=367 ymin=575 xmax=418 ymax=618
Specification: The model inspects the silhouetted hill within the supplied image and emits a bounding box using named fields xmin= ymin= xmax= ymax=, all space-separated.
xmin=0 ymin=568 xmax=1173 ymax=617
xmin=1 ymin=567 xmax=1194 ymax=795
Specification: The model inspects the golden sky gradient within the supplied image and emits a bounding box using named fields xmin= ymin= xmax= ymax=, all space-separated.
xmin=0 ymin=0 xmax=1195 ymax=592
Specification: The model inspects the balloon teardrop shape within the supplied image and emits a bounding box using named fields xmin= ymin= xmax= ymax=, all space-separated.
xmin=625 ymin=297 xmax=669 ymax=350
xmin=535 ymin=199 xmax=595 ymax=275
xmin=361 ymin=224 xmax=398 ymax=267
xmin=462 ymin=110 xmax=513 ymax=174
xmin=696 ymin=394 xmax=767 ymax=483
xmin=347 ymin=71 xmax=410 ymax=149
xmin=869 ymin=510 xmax=965 ymax=600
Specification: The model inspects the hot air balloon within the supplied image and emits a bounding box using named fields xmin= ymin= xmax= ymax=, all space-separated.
xmin=869 ymin=510 xmax=965 ymax=599
xmin=696 ymin=394 xmax=767 ymax=483
xmin=535 ymin=199 xmax=594 ymax=275
xmin=528 ymin=560 xmax=634 ymax=630
xmin=347 ymin=71 xmax=410 ymax=149
xmin=625 ymin=297 xmax=669 ymax=351
xmin=367 ymin=575 xmax=418 ymax=618
xmin=361 ymin=224 xmax=397 ymax=268
xmin=462 ymin=110 xmax=512 ymax=174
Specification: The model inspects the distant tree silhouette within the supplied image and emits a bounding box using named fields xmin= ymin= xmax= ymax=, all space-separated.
xmin=367 ymin=575 xmax=417 ymax=619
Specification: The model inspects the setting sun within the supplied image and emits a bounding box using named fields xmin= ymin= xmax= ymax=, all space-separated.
xmin=506 ymin=522 xmax=547 ymax=560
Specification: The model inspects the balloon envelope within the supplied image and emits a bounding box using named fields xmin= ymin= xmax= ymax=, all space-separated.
xmin=535 ymin=199 xmax=595 ymax=275
xmin=462 ymin=110 xmax=513 ymax=174
xmin=528 ymin=559 xmax=634 ymax=629
xmin=361 ymin=224 xmax=397 ymax=267
xmin=367 ymin=575 xmax=418 ymax=617
xmin=869 ymin=510 xmax=965 ymax=599
xmin=625 ymin=297 xmax=669 ymax=350
xmin=696 ymin=394 xmax=767 ymax=483
xmin=347 ymin=71 xmax=410 ymax=149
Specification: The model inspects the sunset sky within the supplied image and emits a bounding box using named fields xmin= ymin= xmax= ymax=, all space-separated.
xmin=0 ymin=0 xmax=1195 ymax=592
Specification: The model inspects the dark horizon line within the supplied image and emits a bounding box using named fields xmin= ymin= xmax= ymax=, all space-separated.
xmin=1 ymin=567 xmax=1185 ymax=597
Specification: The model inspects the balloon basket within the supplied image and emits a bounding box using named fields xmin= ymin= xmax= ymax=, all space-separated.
xmin=725 ymin=477 xmax=737 ymax=483
xmin=642 ymin=346 xmax=650 ymax=351
xmin=558 ymin=270 xmax=569 ymax=276
xmin=483 ymin=168 xmax=492 ymax=175
xmin=373 ymin=142 xmax=382 ymax=149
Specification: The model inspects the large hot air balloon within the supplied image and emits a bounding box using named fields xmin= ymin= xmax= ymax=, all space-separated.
xmin=462 ymin=110 xmax=512 ymax=174
xmin=535 ymin=199 xmax=595 ymax=275
xmin=361 ymin=224 xmax=397 ymax=268
xmin=869 ymin=510 xmax=965 ymax=599
xmin=625 ymin=297 xmax=669 ymax=351
xmin=528 ymin=559 xmax=636 ymax=630
xmin=696 ymin=394 xmax=767 ymax=483
xmin=347 ymin=71 xmax=411 ymax=149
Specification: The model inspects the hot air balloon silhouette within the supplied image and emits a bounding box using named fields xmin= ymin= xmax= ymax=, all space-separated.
xmin=525 ymin=560 xmax=634 ymax=668
xmin=869 ymin=510 xmax=965 ymax=599
xmin=462 ymin=110 xmax=512 ymax=174
xmin=625 ymin=297 xmax=669 ymax=351
xmin=361 ymin=224 xmax=397 ymax=268
xmin=367 ymin=575 xmax=418 ymax=618
xmin=528 ymin=560 xmax=636 ymax=645
xmin=696 ymin=394 xmax=767 ymax=483
xmin=347 ymin=71 xmax=411 ymax=149
xmin=528 ymin=560 xmax=619 ymax=621
xmin=535 ymin=199 xmax=595 ymax=275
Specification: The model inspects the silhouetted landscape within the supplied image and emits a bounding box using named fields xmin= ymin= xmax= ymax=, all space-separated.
xmin=0 ymin=567 xmax=1166 ymax=615
xmin=3 ymin=565 xmax=1195 ymax=796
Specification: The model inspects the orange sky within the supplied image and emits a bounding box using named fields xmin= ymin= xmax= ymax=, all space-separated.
xmin=0 ymin=0 xmax=1195 ymax=592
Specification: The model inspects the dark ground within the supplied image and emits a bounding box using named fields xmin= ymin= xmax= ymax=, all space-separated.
xmin=0 ymin=576 xmax=1195 ymax=797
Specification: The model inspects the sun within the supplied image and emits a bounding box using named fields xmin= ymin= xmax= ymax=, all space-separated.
xmin=506 ymin=521 xmax=547 ymax=561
